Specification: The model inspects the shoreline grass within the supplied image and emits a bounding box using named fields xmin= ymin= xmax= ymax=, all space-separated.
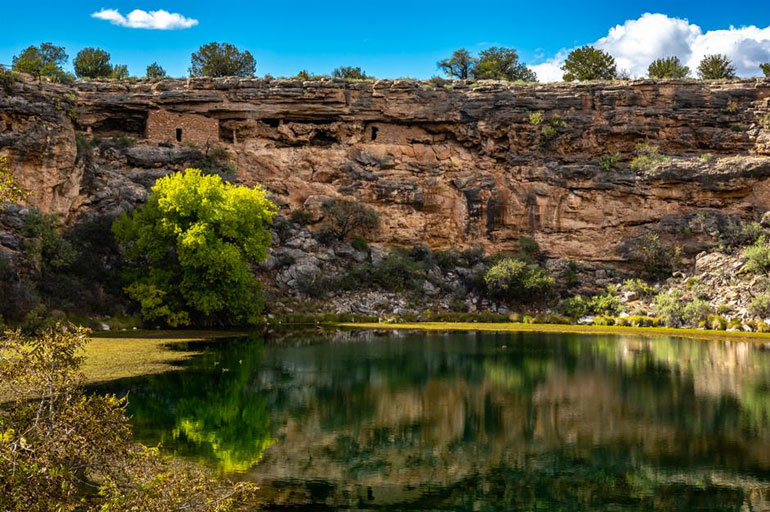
xmin=337 ymin=322 xmax=770 ymax=342
xmin=83 ymin=330 xmax=247 ymax=383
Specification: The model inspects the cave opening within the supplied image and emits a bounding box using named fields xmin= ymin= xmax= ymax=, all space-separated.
xmin=370 ymin=126 xmax=379 ymax=141
xmin=175 ymin=128 xmax=183 ymax=142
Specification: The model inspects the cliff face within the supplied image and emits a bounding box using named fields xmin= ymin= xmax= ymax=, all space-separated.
xmin=2 ymin=76 xmax=770 ymax=265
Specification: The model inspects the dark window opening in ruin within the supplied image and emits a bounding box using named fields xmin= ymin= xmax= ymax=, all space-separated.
xmin=371 ymin=126 xmax=379 ymax=141
xmin=263 ymin=118 xmax=281 ymax=128
xmin=175 ymin=128 xmax=183 ymax=142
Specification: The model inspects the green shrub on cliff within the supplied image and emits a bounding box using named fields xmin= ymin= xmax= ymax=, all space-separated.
xmin=74 ymin=47 xmax=114 ymax=78
xmin=484 ymin=258 xmax=555 ymax=303
xmin=744 ymin=236 xmax=770 ymax=274
xmin=762 ymin=63 xmax=770 ymax=77
xmin=561 ymin=46 xmax=617 ymax=81
xmin=320 ymin=198 xmax=380 ymax=241
xmin=113 ymin=169 xmax=276 ymax=327
xmin=697 ymin=54 xmax=736 ymax=80
xmin=12 ymin=42 xmax=68 ymax=81
xmin=190 ymin=42 xmax=256 ymax=78
xmin=0 ymin=156 xmax=26 ymax=204
xmin=647 ymin=57 xmax=690 ymax=79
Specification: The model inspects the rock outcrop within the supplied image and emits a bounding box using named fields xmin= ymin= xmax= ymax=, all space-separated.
xmin=2 ymin=76 xmax=770 ymax=267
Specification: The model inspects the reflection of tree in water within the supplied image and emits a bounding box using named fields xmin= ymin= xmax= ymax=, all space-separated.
xmin=109 ymin=337 xmax=274 ymax=473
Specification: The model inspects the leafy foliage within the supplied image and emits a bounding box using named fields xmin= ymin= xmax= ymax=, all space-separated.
xmin=145 ymin=61 xmax=167 ymax=79
xmin=320 ymin=198 xmax=380 ymax=241
xmin=744 ymin=236 xmax=770 ymax=274
xmin=629 ymin=143 xmax=670 ymax=171
xmin=472 ymin=47 xmax=537 ymax=81
xmin=331 ymin=66 xmax=370 ymax=79
xmin=0 ymin=323 xmax=256 ymax=511
xmin=653 ymin=290 xmax=712 ymax=327
xmin=189 ymin=42 xmax=256 ymax=78
xmin=113 ymin=169 xmax=276 ymax=327
xmin=110 ymin=64 xmax=129 ymax=80
xmin=561 ymin=46 xmax=618 ymax=81
xmin=437 ymin=49 xmax=474 ymax=79
xmin=598 ymin=152 xmax=621 ymax=171
xmin=647 ymin=56 xmax=690 ymax=79
xmin=0 ymin=156 xmax=26 ymax=204
xmin=626 ymin=232 xmax=679 ymax=277
xmin=12 ymin=42 xmax=68 ymax=81
xmin=484 ymin=258 xmax=555 ymax=303
xmin=437 ymin=47 xmax=536 ymax=81
xmin=762 ymin=63 xmax=770 ymax=78
xmin=697 ymin=54 xmax=736 ymax=79
xmin=74 ymin=47 xmax=114 ymax=78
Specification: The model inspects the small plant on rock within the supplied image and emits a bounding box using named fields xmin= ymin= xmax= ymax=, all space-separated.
xmin=630 ymin=143 xmax=670 ymax=171
xmin=598 ymin=152 xmax=621 ymax=171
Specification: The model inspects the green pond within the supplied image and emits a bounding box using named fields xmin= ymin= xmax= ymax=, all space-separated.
xmin=93 ymin=330 xmax=770 ymax=510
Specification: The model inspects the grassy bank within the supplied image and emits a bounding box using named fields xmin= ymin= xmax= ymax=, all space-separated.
xmin=338 ymin=322 xmax=770 ymax=342
xmin=83 ymin=330 xmax=246 ymax=383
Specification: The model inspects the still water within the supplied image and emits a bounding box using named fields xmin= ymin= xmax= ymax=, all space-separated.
xmin=95 ymin=330 xmax=770 ymax=510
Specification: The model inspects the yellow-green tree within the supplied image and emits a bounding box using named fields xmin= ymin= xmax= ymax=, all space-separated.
xmin=113 ymin=169 xmax=276 ymax=327
xmin=0 ymin=156 xmax=25 ymax=204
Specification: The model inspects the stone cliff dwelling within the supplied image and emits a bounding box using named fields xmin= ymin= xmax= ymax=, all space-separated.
xmin=145 ymin=110 xmax=219 ymax=145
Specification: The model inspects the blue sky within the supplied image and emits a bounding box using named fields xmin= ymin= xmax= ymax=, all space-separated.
xmin=1 ymin=1 xmax=769 ymax=80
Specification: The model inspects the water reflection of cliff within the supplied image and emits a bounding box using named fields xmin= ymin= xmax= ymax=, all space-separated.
xmin=97 ymin=331 xmax=770 ymax=509
xmin=246 ymin=332 xmax=770 ymax=509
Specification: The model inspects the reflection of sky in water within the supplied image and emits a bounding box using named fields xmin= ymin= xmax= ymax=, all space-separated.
xmin=94 ymin=331 xmax=770 ymax=510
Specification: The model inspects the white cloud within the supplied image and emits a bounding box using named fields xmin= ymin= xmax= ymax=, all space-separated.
xmin=530 ymin=13 xmax=770 ymax=81
xmin=92 ymin=8 xmax=198 ymax=30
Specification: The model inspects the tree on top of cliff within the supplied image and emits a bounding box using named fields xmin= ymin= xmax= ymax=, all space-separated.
xmin=74 ymin=47 xmax=114 ymax=79
xmin=697 ymin=54 xmax=736 ymax=80
xmin=437 ymin=49 xmax=474 ymax=79
xmin=12 ymin=43 xmax=68 ymax=82
xmin=647 ymin=57 xmax=690 ymax=79
xmin=472 ymin=47 xmax=537 ymax=82
xmin=146 ymin=62 xmax=167 ymax=79
xmin=189 ymin=42 xmax=256 ymax=78
xmin=561 ymin=46 xmax=618 ymax=81
xmin=113 ymin=169 xmax=276 ymax=327
xmin=760 ymin=62 xmax=770 ymax=78
xmin=437 ymin=47 xmax=537 ymax=81
xmin=331 ymin=66 xmax=370 ymax=80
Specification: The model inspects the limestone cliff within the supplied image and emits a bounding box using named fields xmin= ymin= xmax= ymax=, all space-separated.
xmin=2 ymin=76 xmax=770 ymax=266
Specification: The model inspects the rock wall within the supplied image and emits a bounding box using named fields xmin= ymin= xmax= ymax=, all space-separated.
xmin=3 ymin=76 xmax=770 ymax=266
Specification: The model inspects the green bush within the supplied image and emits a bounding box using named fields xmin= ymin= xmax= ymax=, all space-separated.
xmin=697 ymin=54 xmax=736 ymax=79
xmin=749 ymin=293 xmax=770 ymax=319
xmin=598 ymin=152 xmax=621 ymax=171
xmin=562 ymin=295 xmax=591 ymax=318
xmin=190 ymin=42 xmax=256 ymax=78
xmin=630 ymin=144 xmax=671 ymax=171
xmin=647 ymin=56 xmax=690 ymax=79
xmin=484 ymin=258 xmax=555 ymax=303
xmin=289 ymin=209 xmax=312 ymax=225
xmin=113 ymin=169 xmax=276 ymax=327
xmin=74 ymin=47 xmax=114 ymax=78
xmin=321 ymin=198 xmax=380 ymax=241
xmin=654 ymin=290 xmax=712 ymax=327
xmin=594 ymin=316 xmax=615 ymax=326
xmin=561 ymin=46 xmax=618 ymax=81
xmin=627 ymin=232 xmax=679 ymax=276
xmin=744 ymin=236 xmax=770 ymax=273
xmin=622 ymin=278 xmax=656 ymax=297
xmin=351 ymin=236 xmax=368 ymax=252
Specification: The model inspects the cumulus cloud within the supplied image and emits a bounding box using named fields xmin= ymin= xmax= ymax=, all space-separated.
xmin=92 ymin=8 xmax=198 ymax=30
xmin=530 ymin=13 xmax=770 ymax=81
